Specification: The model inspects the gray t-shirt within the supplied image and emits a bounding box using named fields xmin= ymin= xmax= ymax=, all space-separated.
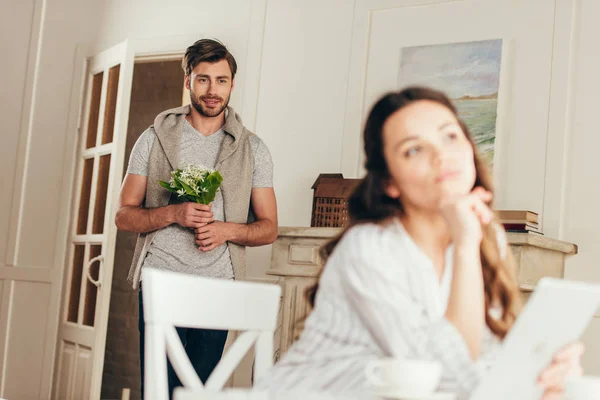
xmin=127 ymin=119 xmax=274 ymax=279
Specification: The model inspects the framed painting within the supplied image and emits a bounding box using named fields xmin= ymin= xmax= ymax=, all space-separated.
xmin=399 ymin=39 xmax=503 ymax=166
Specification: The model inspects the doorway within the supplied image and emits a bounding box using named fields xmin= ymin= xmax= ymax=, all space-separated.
xmin=100 ymin=58 xmax=185 ymax=400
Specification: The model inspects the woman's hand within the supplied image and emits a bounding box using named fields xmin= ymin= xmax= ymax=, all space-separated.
xmin=441 ymin=186 xmax=494 ymax=248
xmin=538 ymin=342 xmax=585 ymax=399
xmin=442 ymin=187 xmax=493 ymax=359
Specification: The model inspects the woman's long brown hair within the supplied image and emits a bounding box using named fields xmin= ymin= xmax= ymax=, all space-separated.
xmin=307 ymin=87 xmax=521 ymax=339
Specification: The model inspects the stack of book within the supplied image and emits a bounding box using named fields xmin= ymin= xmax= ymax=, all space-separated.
xmin=496 ymin=210 xmax=542 ymax=234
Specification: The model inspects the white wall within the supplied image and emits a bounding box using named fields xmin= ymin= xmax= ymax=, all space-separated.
xmin=254 ymin=0 xmax=355 ymax=227
xmin=562 ymin=0 xmax=600 ymax=375
xmin=0 ymin=0 xmax=36 ymax=262
xmin=0 ymin=0 xmax=104 ymax=398
xmin=93 ymin=0 xmax=256 ymax=118
xmin=244 ymin=0 xmax=356 ymax=279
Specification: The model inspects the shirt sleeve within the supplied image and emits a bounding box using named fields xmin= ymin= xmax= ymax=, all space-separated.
xmin=250 ymin=135 xmax=274 ymax=188
xmin=126 ymin=128 xmax=156 ymax=177
xmin=337 ymin=227 xmax=487 ymax=394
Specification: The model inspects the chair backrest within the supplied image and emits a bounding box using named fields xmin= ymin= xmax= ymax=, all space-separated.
xmin=173 ymin=388 xmax=365 ymax=400
xmin=142 ymin=269 xmax=281 ymax=400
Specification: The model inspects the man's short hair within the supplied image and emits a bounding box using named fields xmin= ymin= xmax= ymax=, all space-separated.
xmin=182 ymin=38 xmax=237 ymax=79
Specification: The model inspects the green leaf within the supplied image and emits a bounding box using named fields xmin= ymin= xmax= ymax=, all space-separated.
xmin=159 ymin=167 xmax=222 ymax=205
xmin=202 ymin=171 xmax=223 ymax=204
xmin=158 ymin=180 xmax=176 ymax=192
xmin=173 ymin=175 xmax=197 ymax=196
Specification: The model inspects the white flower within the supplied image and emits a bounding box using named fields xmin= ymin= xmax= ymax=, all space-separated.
xmin=180 ymin=176 xmax=195 ymax=187
xmin=166 ymin=163 xmax=220 ymax=204
xmin=177 ymin=164 xmax=212 ymax=187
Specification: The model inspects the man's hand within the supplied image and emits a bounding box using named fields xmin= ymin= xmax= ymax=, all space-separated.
xmin=191 ymin=187 xmax=278 ymax=250
xmin=194 ymin=221 xmax=232 ymax=251
xmin=172 ymin=203 xmax=214 ymax=229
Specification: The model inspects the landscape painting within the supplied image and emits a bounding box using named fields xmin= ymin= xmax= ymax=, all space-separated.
xmin=398 ymin=39 xmax=503 ymax=166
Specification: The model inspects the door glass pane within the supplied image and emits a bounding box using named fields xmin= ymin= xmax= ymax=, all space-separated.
xmin=101 ymin=65 xmax=120 ymax=145
xmin=76 ymin=158 xmax=94 ymax=235
xmin=92 ymin=154 xmax=111 ymax=234
xmin=83 ymin=245 xmax=102 ymax=326
xmin=86 ymin=72 xmax=104 ymax=149
xmin=67 ymin=245 xmax=85 ymax=323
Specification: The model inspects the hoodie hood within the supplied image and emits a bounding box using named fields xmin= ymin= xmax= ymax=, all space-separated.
xmin=151 ymin=104 xmax=246 ymax=170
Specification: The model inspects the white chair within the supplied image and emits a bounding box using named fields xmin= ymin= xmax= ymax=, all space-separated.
xmin=173 ymin=389 xmax=368 ymax=400
xmin=142 ymin=268 xmax=281 ymax=400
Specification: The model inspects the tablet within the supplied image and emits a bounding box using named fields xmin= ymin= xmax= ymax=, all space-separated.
xmin=470 ymin=278 xmax=600 ymax=400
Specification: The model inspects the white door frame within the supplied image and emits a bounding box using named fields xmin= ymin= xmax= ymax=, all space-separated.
xmin=51 ymin=34 xmax=203 ymax=400
xmin=52 ymin=39 xmax=136 ymax=400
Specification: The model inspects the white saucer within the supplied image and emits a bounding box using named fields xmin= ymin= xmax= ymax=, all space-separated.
xmin=372 ymin=386 xmax=456 ymax=400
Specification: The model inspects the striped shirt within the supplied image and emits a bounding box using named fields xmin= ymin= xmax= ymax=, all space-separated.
xmin=256 ymin=219 xmax=502 ymax=399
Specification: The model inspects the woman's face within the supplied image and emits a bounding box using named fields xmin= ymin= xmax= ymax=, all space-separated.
xmin=382 ymin=100 xmax=477 ymax=213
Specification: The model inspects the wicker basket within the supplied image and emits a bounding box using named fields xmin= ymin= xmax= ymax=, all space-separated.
xmin=311 ymin=174 xmax=361 ymax=228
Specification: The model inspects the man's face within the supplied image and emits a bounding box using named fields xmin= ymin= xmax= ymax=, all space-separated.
xmin=185 ymin=59 xmax=235 ymax=117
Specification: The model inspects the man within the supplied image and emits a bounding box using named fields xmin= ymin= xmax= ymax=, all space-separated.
xmin=115 ymin=38 xmax=278 ymax=398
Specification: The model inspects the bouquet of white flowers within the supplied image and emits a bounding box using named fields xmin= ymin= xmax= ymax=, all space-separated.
xmin=159 ymin=164 xmax=223 ymax=205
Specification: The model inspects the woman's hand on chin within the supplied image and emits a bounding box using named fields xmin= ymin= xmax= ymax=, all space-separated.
xmin=441 ymin=186 xmax=493 ymax=249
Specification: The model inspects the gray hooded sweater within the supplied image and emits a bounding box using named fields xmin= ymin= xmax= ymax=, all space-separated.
xmin=127 ymin=105 xmax=254 ymax=290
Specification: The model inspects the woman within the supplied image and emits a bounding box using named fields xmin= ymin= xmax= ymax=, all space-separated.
xmin=257 ymin=87 xmax=583 ymax=399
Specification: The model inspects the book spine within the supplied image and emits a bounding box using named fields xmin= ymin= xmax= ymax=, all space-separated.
xmin=502 ymin=223 xmax=539 ymax=231
xmin=505 ymin=229 xmax=543 ymax=235
xmin=496 ymin=211 xmax=539 ymax=224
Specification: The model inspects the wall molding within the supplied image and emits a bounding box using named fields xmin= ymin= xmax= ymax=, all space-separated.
xmin=543 ymin=0 xmax=579 ymax=239
xmin=0 ymin=266 xmax=54 ymax=284
xmin=5 ymin=0 xmax=46 ymax=267
xmin=0 ymin=280 xmax=13 ymax=396
xmin=240 ymin=0 xmax=268 ymax=131
xmin=340 ymin=0 xmax=467 ymax=178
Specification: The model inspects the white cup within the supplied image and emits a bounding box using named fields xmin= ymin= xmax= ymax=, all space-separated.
xmin=364 ymin=358 xmax=442 ymax=396
xmin=564 ymin=375 xmax=600 ymax=400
